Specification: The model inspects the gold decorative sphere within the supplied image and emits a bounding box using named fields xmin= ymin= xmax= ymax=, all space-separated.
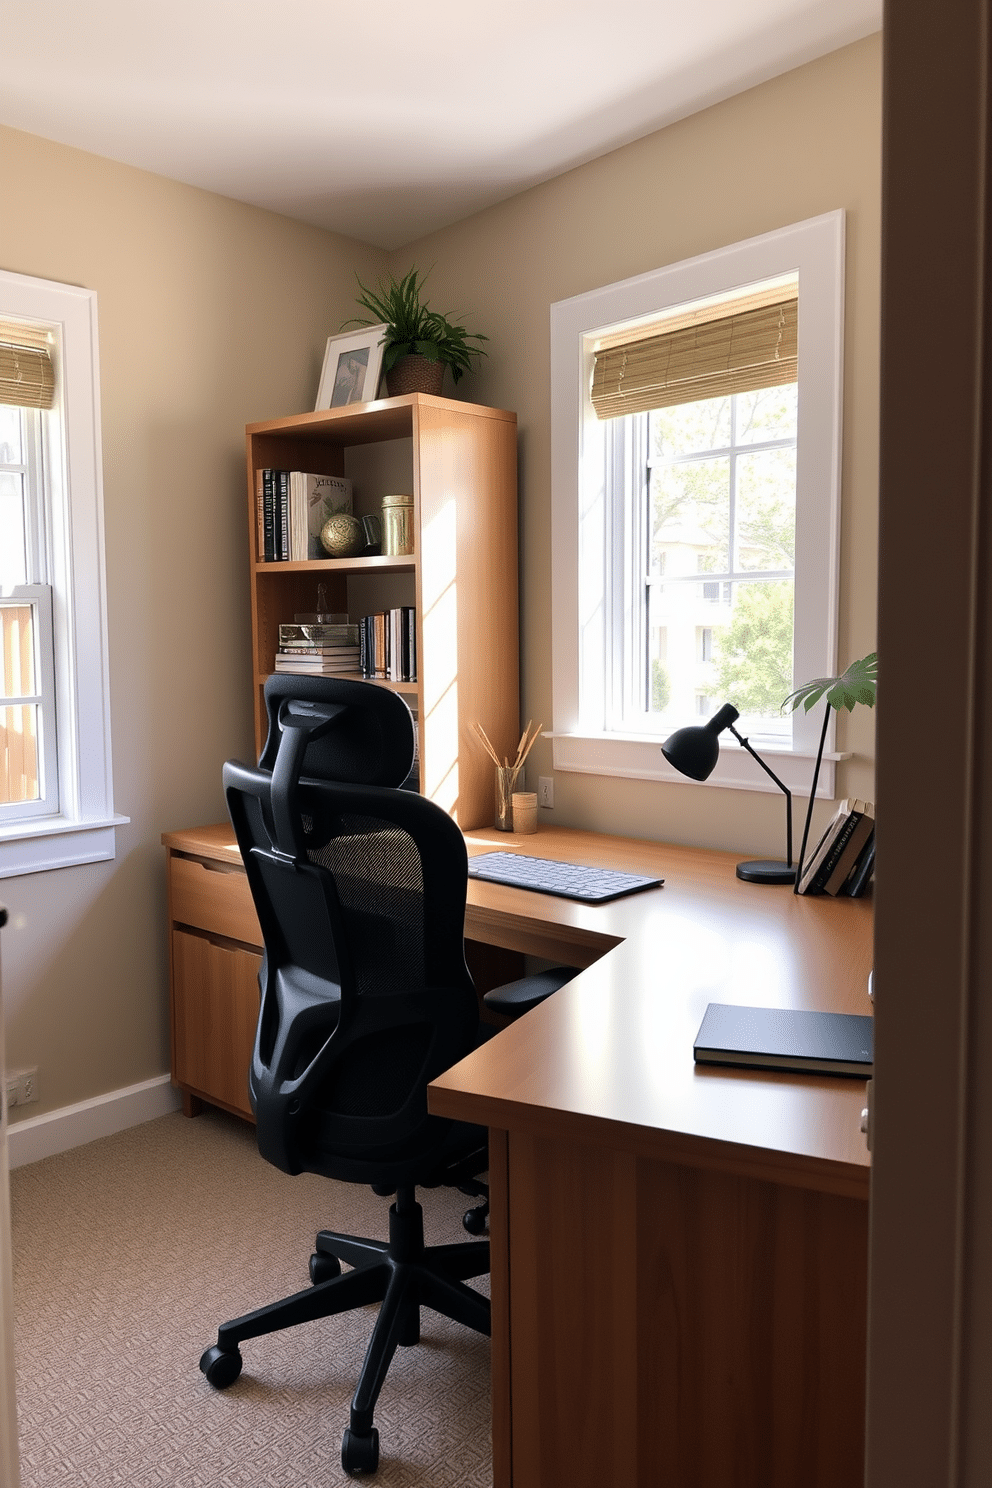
xmin=320 ymin=512 xmax=365 ymax=557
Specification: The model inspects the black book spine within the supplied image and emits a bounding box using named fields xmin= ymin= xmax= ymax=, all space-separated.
xmin=845 ymin=836 xmax=876 ymax=898
xmin=262 ymin=469 xmax=275 ymax=562
xmin=404 ymin=606 xmax=416 ymax=681
xmin=802 ymin=810 xmax=865 ymax=895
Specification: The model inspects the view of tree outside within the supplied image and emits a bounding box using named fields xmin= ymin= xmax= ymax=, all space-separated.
xmin=707 ymin=580 xmax=794 ymax=713
xmin=644 ymin=385 xmax=797 ymax=736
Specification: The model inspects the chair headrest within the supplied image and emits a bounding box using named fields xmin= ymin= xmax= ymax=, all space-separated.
xmin=258 ymin=675 xmax=416 ymax=788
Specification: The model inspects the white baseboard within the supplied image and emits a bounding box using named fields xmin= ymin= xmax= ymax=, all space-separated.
xmin=6 ymin=1075 xmax=182 ymax=1169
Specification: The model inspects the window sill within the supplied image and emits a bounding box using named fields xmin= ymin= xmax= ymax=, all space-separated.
xmin=549 ymin=731 xmax=841 ymax=798
xmin=0 ymin=814 xmax=130 ymax=879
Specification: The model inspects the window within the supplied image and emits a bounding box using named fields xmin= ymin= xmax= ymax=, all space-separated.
xmin=629 ymin=385 xmax=797 ymax=733
xmin=0 ymin=270 xmax=125 ymax=877
xmin=550 ymin=212 xmax=844 ymax=797
xmin=1 ymin=401 xmax=59 ymax=822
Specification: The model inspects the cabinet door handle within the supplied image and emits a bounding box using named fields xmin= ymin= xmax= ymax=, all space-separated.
xmin=196 ymin=858 xmax=243 ymax=876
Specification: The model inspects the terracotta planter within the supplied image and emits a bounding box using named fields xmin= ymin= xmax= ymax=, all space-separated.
xmin=385 ymin=354 xmax=446 ymax=397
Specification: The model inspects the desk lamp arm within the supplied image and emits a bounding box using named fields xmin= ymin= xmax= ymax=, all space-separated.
xmin=727 ymin=723 xmax=792 ymax=868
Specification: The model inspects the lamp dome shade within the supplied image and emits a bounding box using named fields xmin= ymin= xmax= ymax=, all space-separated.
xmin=661 ymin=703 xmax=740 ymax=781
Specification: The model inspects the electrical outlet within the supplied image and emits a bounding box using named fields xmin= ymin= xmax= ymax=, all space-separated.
xmin=538 ymin=777 xmax=554 ymax=809
xmin=5 ymin=1068 xmax=38 ymax=1109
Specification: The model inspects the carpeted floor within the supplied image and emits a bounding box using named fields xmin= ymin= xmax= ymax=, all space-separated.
xmin=9 ymin=1108 xmax=492 ymax=1487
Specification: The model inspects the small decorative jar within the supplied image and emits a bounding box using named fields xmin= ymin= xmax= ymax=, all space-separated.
xmin=512 ymin=792 xmax=538 ymax=835
xmin=381 ymin=494 xmax=415 ymax=556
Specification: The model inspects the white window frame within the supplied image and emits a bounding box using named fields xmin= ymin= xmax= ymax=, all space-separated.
xmin=0 ymin=269 xmax=126 ymax=877
xmin=550 ymin=211 xmax=845 ymax=799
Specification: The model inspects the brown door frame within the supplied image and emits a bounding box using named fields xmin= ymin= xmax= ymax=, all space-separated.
xmin=869 ymin=3 xmax=992 ymax=1483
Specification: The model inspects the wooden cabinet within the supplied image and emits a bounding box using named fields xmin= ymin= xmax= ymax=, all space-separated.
xmin=163 ymin=826 xmax=262 ymax=1121
xmin=245 ymin=393 xmax=520 ymax=830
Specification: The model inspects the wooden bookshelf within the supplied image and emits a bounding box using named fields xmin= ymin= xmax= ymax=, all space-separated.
xmin=246 ymin=392 xmax=520 ymax=830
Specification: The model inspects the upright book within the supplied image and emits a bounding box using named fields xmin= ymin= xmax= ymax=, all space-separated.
xmin=693 ymin=1003 xmax=874 ymax=1077
xmin=302 ymin=473 xmax=352 ymax=559
xmin=797 ymin=798 xmax=874 ymax=895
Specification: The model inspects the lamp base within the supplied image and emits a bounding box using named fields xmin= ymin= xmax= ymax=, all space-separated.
xmin=735 ymin=859 xmax=797 ymax=885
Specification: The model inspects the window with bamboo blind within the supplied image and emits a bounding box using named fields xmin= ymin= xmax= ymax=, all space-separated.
xmin=550 ymin=212 xmax=845 ymax=798
xmin=0 ymin=269 xmax=124 ymax=875
xmin=590 ymin=284 xmax=798 ymax=420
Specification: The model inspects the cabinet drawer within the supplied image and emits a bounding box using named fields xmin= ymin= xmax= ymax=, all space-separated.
xmin=172 ymin=929 xmax=261 ymax=1119
xmin=169 ymin=853 xmax=261 ymax=947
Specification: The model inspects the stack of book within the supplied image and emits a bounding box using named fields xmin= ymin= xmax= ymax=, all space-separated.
xmin=257 ymin=471 xmax=353 ymax=562
xmin=274 ymin=622 xmax=360 ymax=675
xmin=796 ymin=797 xmax=875 ymax=896
xmin=359 ymin=608 xmax=417 ymax=682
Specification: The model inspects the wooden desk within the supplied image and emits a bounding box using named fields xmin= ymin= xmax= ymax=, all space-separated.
xmin=163 ymin=821 xmax=872 ymax=1486
xmin=431 ymin=825 xmax=873 ymax=1488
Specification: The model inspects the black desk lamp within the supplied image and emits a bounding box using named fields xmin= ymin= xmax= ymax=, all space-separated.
xmin=661 ymin=703 xmax=795 ymax=884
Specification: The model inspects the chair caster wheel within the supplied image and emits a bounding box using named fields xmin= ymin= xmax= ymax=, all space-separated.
xmin=199 ymin=1345 xmax=243 ymax=1389
xmin=309 ymin=1251 xmax=342 ymax=1284
xmin=462 ymin=1204 xmax=488 ymax=1234
xmin=341 ymin=1425 xmax=379 ymax=1474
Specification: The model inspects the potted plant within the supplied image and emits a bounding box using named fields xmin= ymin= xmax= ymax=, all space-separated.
xmin=345 ymin=267 xmax=488 ymax=397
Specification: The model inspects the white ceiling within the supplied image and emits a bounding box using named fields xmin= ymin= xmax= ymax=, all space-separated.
xmin=3 ymin=0 xmax=881 ymax=250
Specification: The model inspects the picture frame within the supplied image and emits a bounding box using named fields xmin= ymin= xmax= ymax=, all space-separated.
xmin=314 ymin=325 xmax=388 ymax=410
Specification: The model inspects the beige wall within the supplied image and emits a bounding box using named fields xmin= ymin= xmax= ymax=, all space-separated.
xmin=391 ymin=34 xmax=881 ymax=856
xmin=0 ymin=125 xmax=386 ymax=1119
xmin=0 ymin=32 xmax=881 ymax=1119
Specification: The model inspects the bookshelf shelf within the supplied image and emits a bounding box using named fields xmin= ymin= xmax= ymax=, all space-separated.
xmin=253 ymin=554 xmax=417 ymax=577
xmin=262 ymin=673 xmax=419 ymax=697
xmin=246 ymin=393 xmax=520 ymax=830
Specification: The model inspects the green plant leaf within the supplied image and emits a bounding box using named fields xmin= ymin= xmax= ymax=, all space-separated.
xmin=342 ymin=266 xmax=488 ymax=376
xmin=780 ymin=651 xmax=877 ymax=714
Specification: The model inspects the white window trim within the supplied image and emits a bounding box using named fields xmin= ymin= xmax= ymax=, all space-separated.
xmin=0 ymin=270 xmax=127 ymax=877
xmin=550 ymin=211 xmax=846 ymax=799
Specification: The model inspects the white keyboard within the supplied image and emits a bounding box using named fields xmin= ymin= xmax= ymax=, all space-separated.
xmin=467 ymin=851 xmax=663 ymax=903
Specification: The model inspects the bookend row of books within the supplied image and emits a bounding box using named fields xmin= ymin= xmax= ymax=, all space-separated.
xmin=796 ymin=797 xmax=875 ymax=896
xmin=257 ymin=470 xmax=353 ymax=562
xmin=358 ymin=608 xmax=417 ymax=683
xmin=273 ymin=612 xmax=417 ymax=684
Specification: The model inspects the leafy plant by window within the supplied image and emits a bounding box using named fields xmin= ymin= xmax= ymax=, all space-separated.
xmin=781 ymin=652 xmax=878 ymax=715
xmin=346 ymin=268 xmax=488 ymax=383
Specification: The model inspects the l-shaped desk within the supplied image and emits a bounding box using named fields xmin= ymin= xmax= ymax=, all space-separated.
xmin=162 ymin=821 xmax=872 ymax=1488
xmin=431 ymin=825 xmax=873 ymax=1488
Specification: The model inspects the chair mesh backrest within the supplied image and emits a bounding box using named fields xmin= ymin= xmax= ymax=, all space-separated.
xmin=224 ymin=763 xmax=477 ymax=1180
xmin=304 ymin=814 xmax=426 ymax=1000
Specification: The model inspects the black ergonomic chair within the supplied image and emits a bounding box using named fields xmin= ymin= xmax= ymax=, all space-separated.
xmin=199 ymin=677 xmax=573 ymax=1475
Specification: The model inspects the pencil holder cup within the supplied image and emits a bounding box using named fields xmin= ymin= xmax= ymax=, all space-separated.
xmin=494 ymin=765 xmax=522 ymax=831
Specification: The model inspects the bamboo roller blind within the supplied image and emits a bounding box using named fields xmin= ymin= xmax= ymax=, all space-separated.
xmin=590 ymin=284 xmax=798 ymax=420
xmin=0 ymin=319 xmax=56 ymax=410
